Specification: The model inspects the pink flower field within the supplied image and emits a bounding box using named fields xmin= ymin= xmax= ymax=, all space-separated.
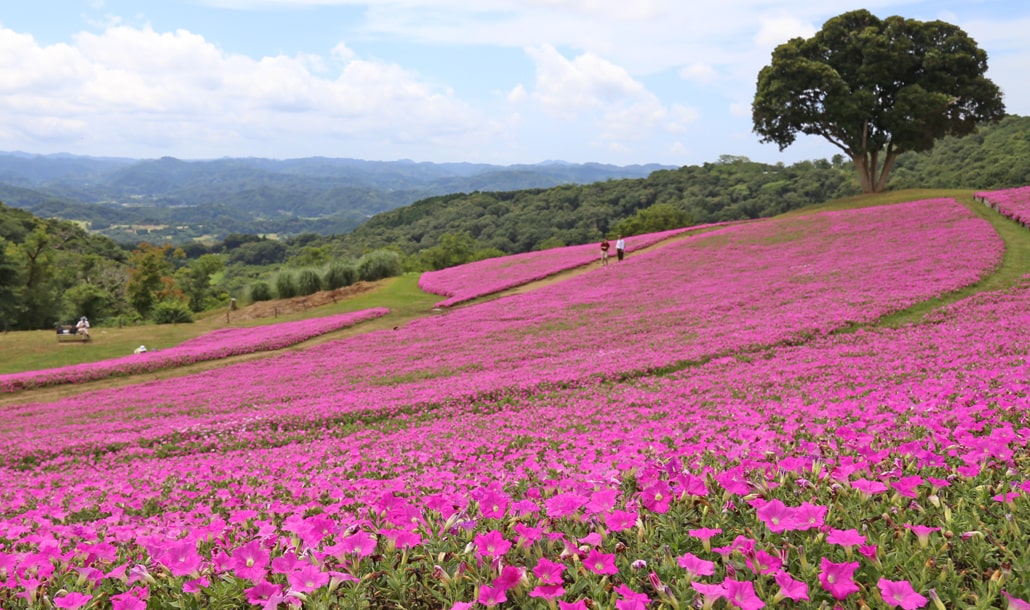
xmin=0 ymin=308 xmax=389 ymax=394
xmin=2 ymin=197 xmax=1028 ymax=609
xmin=977 ymin=185 xmax=1030 ymax=225
xmin=418 ymin=227 xmax=696 ymax=307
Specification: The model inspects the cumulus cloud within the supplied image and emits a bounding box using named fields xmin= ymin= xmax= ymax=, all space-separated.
xmin=0 ymin=22 xmax=489 ymax=158
xmin=520 ymin=44 xmax=699 ymax=154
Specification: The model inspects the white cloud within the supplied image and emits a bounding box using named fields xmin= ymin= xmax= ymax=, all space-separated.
xmin=679 ymin=62 xmax=719 ymax=83
xmin=753 ymin=14 xmax=817 ymax=50
xmin=520 ymin=44 xmax=700 ymax=155
xmin=524 ymin=44 xmax=645 ymax=114
xmin=0 ymin=23 xmax=490 ymax=158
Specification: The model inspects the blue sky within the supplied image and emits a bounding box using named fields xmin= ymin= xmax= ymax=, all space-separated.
xmin=1 ymin=0 xmax=1027 ymax=166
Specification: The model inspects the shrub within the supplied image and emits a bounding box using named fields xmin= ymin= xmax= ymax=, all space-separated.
xmin=295 ymin=269 xmax=323 ymax=296
xmin=323 ymin=263 xmax=358 ymax=290
xmin=356 ymin=250 xmax=402 ymax=282
xmin=276 ymin=272 xmax=298 ymax=299
xmin=249 ymin=281 xmax=273 ymax=302
xmin=151 ymin=300 xmax=194 ymax=324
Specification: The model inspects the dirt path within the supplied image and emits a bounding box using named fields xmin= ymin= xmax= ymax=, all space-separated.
xmin=0 ymin=229 xmax=716 ymax=407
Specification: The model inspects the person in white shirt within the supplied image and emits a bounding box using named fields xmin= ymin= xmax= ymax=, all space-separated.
xmin=76 ymin=316 xmax=90 ymax=338
xmin=615 ymin=236 xmax=626 ymax=261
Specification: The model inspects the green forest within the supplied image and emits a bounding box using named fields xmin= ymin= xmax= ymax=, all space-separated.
xmin=2 ymin=115 xmax=1029 ymax=331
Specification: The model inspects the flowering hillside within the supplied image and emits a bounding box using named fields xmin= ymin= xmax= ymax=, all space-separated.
xmin=1 ymin=197 xmax=1027 ymax=609
xmin=418 ymin=227 xmax=694 ymax=307
xmin=0 ymin=308 xmax=388 ymax=393
xmin=976 ymin=185 xmax=1030 ymax=225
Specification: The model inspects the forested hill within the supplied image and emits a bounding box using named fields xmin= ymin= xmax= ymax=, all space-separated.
xmin=890 ymin=115 xmax=1030 ymax=188
xmin=338 ymin=115 xmax=1030 ymax=257
xmin=340 ymin=156 xmax=861 ymax=255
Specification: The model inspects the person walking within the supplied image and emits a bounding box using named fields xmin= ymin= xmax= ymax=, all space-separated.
xmin=600 ymin=238 xmax=611 ymax=266
xmin=615 ymin=235 xmax=626 ymax=261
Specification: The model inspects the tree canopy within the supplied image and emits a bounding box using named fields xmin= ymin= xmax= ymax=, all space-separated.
xmin=752 ymin=9 xmax=1005 ymax=193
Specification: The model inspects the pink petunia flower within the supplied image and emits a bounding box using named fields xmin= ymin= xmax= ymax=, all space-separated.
xmin=605 ymin=510 xmax=638 ymax=532
xmin=678 ymin=552 xmax=716 ymax=579
xmin=287 ymin=563 xmax=330 ymax=593
xmin=1004 ymin=592 xmax=1030 ymax=610
xmin=336 ymin=530 xmax=377 ymax=557
xmin=724 ymin=579 xmax=765 ymax=610
xmin=904 ymin=524 xmax=940 ymax=548
xmin=478 ymin=584 xmax=508 ymax=606
xmin=819 ymin=557 xmax=860 ymax=600
xmin=474 ymin=530 xmax=512 ymax=559
xmin=231 ymin=539 xmax=270 ymax=582
xmin=583 ymin=548 xmax=619 ymax=575
xmin=774 ymin=570 xmax=809 ymax=602
xmin=244 ymin=581 xmax=283 ymax=606
xmin=755 ymin=499 xmax=798 ymax=533
xmin=53 ymin=592 xmax=92 ymax=609
xmin=878 ymin=578 xmax=929 ymax=609
xmin=826 ymin=528 xmax=866 ymax=548
xmin=533 ymin=557 xmax=566 ymax=585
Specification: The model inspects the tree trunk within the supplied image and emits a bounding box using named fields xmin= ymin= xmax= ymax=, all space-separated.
xmin=852 ymin=148 xmax=898 ymax=193
xmin=852 ymin=156 xmax=875 ymax=193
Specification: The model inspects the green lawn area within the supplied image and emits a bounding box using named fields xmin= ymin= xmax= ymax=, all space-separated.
xmin=0 ymin=273 xmax=440 ymax=375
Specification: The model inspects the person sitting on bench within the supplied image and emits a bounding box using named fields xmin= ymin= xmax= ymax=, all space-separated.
xmin=76 ymin=316 xmax=90 ymax=338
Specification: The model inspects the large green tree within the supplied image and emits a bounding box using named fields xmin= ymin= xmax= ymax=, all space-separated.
xmin=752 ymin=9 xmax=1005 ymax=193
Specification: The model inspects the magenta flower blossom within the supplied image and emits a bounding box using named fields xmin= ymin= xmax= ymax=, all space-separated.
xmin=615 ymin=584 xmax=651 ymax=610
xmin=287 ymin=563 xmax=330 ymax=593
xmin=605 ymin=510 xmax=638 ymax=532
xmin=183 ymin=576 xmax=209 ymax=593
xmin=892 ymin=475 xmax=925 ymax=498
xmin=529 ymin=584 xmax=565 ymax=600
xmin=851 ymin=478 xmax=889 ymax=498
xmin=476 ymin=488 xmax=510 ymax=519
xmin=724 ymin=579 xmax=765 ymax=610
xmin=1004 ymin=592 xmax=1030 ymax=610
xmin=905 ymin=524 xmax=940 ymax=548
xmin=678 ymin=552 xmax=716 ymax=578
xmin=244 ymin=581 xmax=283 ymax=606
xmin=879 ymin=578 xmax=929 ymax=609
xmin=826 ymin=528 xmax=866 ymax=548
xmin=641 ymin=480 xmax=671 ymax=513
xmin=478 ymin=584 xmax=508 ymax=606
xmin=755 ymin=499 xmax=797 ymax=533
xmin=795 ymin=502 xmax=827 ymax=531
xmin=533 ymin=557 xmax=566 ymax=585
xmin=748 ymin=549 xmax=782 ymax=574
xmin=692 ymin=581 xmax=726 ymax=605
xmin=774 ymin=570 xmax=809 ymax=602
xmin=493 ymin=565 xmax=524 ymax=591
xmin=231 ymin=540 xmax=270 ymax=581
xmin=474 ymin=530 xmax=512 ymax=558
xmin=111 ymin=594 xmax=147 ymax=610
xmin=559 ymin=601 xmax=590 ymax=610
xmin=583 ymin=548 xmax=619 ymax=575
xmin=337 ymin=530 xmax=377 ymax=557
xmin=544 ymin=492 xmax=588 ymax=518
xmin=158 ymin=540 xmax=203 ymax=577
xmin=381 ymin=528 xmax=422 ymax=550
xmin=110 ymin=588 xmax=148 ymax=610
xmin=514 ymin=522 xmax=543 ymax=546
xmin=819 ymin=557 xmax=860 ymax=600
xmin=53 ymin=592 xmax=92 ymax=609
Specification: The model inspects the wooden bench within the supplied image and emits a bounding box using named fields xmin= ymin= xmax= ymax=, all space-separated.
xmin=56 ymin=326 xmax=89 ymax=343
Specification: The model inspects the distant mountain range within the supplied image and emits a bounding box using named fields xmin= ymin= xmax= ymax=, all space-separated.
xmin=0 ymin=152 xmax=672 ymax=243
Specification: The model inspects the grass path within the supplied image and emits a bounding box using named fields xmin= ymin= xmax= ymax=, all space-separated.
xmin=3 ymin=189 xmax=1027 ymax=407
